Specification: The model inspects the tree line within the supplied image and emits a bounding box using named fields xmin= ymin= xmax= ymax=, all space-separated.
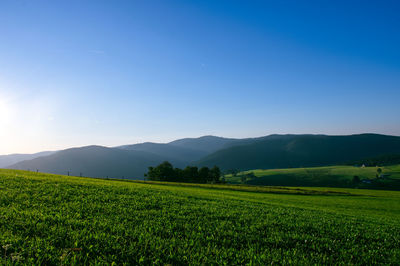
xmin=145 ymin=161 xmax=222 ymax=183
xmin=346 ymin=154 xmax=400 ymax=167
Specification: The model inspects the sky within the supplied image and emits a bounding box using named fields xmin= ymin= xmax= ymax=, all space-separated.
xmin=0 ymin=0 xmax=399 ymax=154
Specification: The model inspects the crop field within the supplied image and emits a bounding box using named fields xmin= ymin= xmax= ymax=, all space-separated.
xmin=1 ymin=169 xmax=400 ymax=264
xmin=226 ymin=165 xmax=400 ymax=189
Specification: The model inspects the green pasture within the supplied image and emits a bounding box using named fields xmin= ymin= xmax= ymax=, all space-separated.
xmin=0 ymin=169 xmax=399 ymax=264
xmin=226 ymin=165 xmax=400 ymax=189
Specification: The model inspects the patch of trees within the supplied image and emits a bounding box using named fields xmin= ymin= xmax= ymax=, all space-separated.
xmin=347 ymin=154 xmax=400 ymax=167
xmin=240 ymin=172 xmax=256 ymax=183
xmin=225 ymin=169 xmax=240 ymax=176
xmin=352 ymin=175 xmax=360 ymax=184
xmin=145 ymin=161 xmax=222 ymax=183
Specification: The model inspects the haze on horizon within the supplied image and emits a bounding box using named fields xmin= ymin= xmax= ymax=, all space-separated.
xmin=1 ymin=0 xmax=399 ymax=155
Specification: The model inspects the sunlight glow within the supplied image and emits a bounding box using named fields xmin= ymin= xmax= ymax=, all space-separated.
xmin=0 ymin=99 xmax=10 ymax=123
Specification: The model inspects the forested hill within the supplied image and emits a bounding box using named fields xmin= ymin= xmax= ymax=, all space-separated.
xmin=6 ymin=134 xmax=400 ymax=179
xmin=197 ymin=134 xmax=400 ymax=170
xmin=0 ymin=151 xmax=55 ymax=168
xmin=9 ymin=146 xmax=166 ymax=179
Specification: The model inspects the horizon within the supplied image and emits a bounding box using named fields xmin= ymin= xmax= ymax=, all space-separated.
xmin=1 ymin=132 xmax=399 ymax=156
xmin=1 ymin=0 xmax=400 ymax=154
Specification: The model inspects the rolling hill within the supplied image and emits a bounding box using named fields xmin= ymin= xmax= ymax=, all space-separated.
xmin=4 ymin=136 xmax=240 ymax=177
xmin=117 ymin=142 xmax=207 ymax=167
xmin=1 ymin=169 xmax=399 ymax=264
xmin=197 ymin=134 xmax=400 ymax=170
xmin=226 ymin=164 xmax=400 ymax=189
xmin=5 ymin=134 xmax=400 ymax=181
xmin=9 ymin=146 xmax=166 ymax=179
xmin=168 ymin=135 xmax=241 ymax=153
xmin=0 ymin=151 xmax=55 ymax=168
xmin=6 ymin=136 xmax=245 ymax=178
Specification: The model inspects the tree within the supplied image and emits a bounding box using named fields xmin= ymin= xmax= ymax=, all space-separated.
xmin=183 ymin=166 xmax=199 ymax=182
xmin=228 ymin=169 xmax=240 ymax=177
xmin=241 ymin=171 xmax=255 ymax=183
xmin=146 ymin=161 xmax=175 ymax=181
xmin=377 ymin=168 xmax=382 ymax=177
xmin=174 ymin=168 xmax=184 ymax=182
xmin=209 ymin=166 xmax=221 ymax=183
xmin=352 ymin=175 xmax=360 ymax=184
xmin=198 ymin=167 xmax=210 ymax=183
xmin=246 ymin=172 xmax=256 ymax=179
xmin=146 ymin=162 xmax=222 ymax=184
xmin=145 ymin=166 xmax=155 ymax=180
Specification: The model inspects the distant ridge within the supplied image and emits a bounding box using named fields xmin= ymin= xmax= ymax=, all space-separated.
xmin=6 ymin=133 xmax=400 ymax=180
xmin=168 ymin=135 xmax=240 ymax=153
xmin=9 ymin=146 xmax=165 ymax=179
xmin=196 ymin=133 xmax=400 ymax=170
xmin=117 ymin=142 xmax=207 ymax=167
xmin=0 ymin=151 xmax=55 ymax=168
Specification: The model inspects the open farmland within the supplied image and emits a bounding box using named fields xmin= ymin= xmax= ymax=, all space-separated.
xmin=226 ymin=165 xmax=400 ymax=189
xmin=0 ymin=169 xmax=399 ymax=264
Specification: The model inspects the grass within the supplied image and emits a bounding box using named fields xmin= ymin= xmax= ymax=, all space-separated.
xmin=225 ymin=165 xmax=400 ymax=189
xmin=1 ymin=169 xmax=399 ymax=264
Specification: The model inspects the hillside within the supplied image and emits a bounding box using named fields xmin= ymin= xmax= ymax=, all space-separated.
xmin=168 ymin=135 xmax=241 ymax=153
xmin=197 ymin=134 xmax=400 ymax=170
xmin=6 ymin=136 xmax=236 ymax=178
xmin=5 ymin=134 xmax=400 ymax=180
xmin=0 ymin=151 xmax=55 ymax=168
xmin=8 ymin=146 xmax=167 ymax=179
xmin=0 ymin=169 xmax=399 ymax=264
xmin=117 ymin=142 xmax=207 ymax=166
xmin=5 ymin=135 xmax=245 ymax=178
xmin=226 ymin=164 xmax=400 ymax=189
xmin=346 ymin=154 xmax=400 ymax=166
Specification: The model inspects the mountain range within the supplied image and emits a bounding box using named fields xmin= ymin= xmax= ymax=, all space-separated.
xmin=4 ymin=134 xmax=400 ymax=179
xmin=0 ymin=151 xmax=55 ymax=168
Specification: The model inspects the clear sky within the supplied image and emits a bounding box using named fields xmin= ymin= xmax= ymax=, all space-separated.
xmin=1 ymin=0 xmax=399 ymax=154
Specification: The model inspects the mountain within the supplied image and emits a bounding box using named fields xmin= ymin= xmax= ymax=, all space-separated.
xmin=7 ymin=136 xmax=242 ymax=179
xmin=168 ymin=135 xmax=241 ymax=154
xmin=117 ymin=142 xmax=206 ymax=167
xmin=0 ymin=151 xmax=55 ymax=168
xmin=9 ymin=146 xmax=167 ymax=179
xmin=7 ymin=134 xmax=400 ymax=180
xmin=196 ymin=134 xmax=400 ymax=170
xmin=345 ymin=154 xmax=400 ymax=167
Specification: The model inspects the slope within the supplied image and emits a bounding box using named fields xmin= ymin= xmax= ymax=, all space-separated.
xmin=0 ymin=169 xmax=399 ymax=264
xmin=197 ymin=134 xmax=400 ymax=170
xmin=168 ymin=135 xmax=241 ymax=153
xmin=0 ymin=151 xmax=55 ymax=168
xmin=226 ymin=165 xmax=400 ymax=189
xmin=117 ymin=142 xmax=207 ymax=166
xmin=8 ymin=146 xmax=167 ymax=179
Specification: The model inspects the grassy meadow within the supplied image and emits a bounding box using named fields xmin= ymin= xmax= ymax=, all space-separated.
xmin=226 ymin=165 xmax=400 ymax=189
xmin=1 ymin=169 xmax=400 ymax=264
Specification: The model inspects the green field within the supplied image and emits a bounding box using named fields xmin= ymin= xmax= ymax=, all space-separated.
xmin=1 ymin=169 xmax=400 ymax=264
xmin=225 ymin=165 xmax=400 ymax=189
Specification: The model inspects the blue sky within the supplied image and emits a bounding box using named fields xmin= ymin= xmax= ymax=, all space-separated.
xmin=0 ymin=0 xmax=399 ymax=154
